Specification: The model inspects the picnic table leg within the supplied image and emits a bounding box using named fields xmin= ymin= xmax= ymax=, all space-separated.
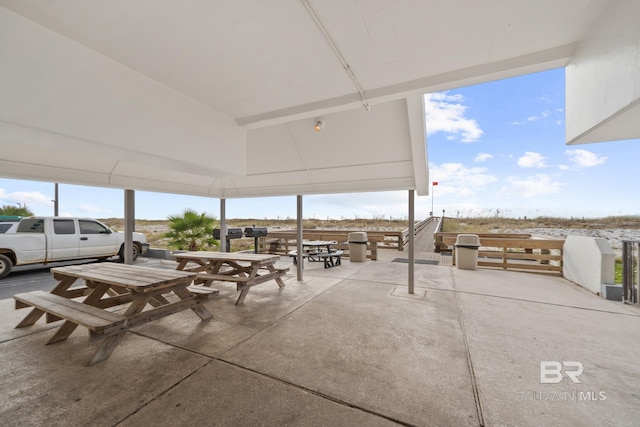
xmin=77 ymin=292 xmax=152 ymax=364
xmin=235 ymin=286 xmax=250 ymax=305
xmin=172 ymin=286 xmax=213 ymax=320
xmin=90 ymin=332 xmax=127 ymax=365
xmin=50 ymin=276 xmax=79 ymax=296
xmin=148 ymin=293 xmax=171 ymax=307
xmin=83 ymin=282 xmax=112 ymax=305
xmin=15 ymin=308 xmax=45 ymax=328
xmin=123 ymin=294 xmax=152 ymax=317
xmin=175 ymin=258 xmax=190 ymax=271
xmin=43 ymin=276 xmax=80 ymax=323
xmin=266 ymin=265 xmax=286 ymax=288
xmin=47 ymin=320 xmax=79 ymax=344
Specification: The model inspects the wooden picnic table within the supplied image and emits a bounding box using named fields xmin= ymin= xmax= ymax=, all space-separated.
xmin=289 ymin=240 xmax=343 ymax=268
xmin=13 ymin=263 xmax=216 ymax=365
xmin=303 ymin=240 xmax=337 ymax=257
xmin=173 ymin=251 xmax=288 ymax=305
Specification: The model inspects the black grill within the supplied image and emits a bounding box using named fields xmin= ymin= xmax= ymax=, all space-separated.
xmin=244 ymin=226 xmax=268 ymax=253
xmin=213 ymin=228 xmax=243 ymax=240
xmin=228 ymin=228 xmax=244 ymax=239
xmin=243 ymin=227 xmax=267 ymax=238
xmin=213 ymin=228 xmax=244 ymax=252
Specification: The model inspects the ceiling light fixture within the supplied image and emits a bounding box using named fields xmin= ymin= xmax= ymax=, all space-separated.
xmin=314 ymin=120 xmax=323 ymax=132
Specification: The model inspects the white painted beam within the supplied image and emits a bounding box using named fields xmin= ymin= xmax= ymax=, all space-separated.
xmin=566 ymin=0 xmax=640 ymax=145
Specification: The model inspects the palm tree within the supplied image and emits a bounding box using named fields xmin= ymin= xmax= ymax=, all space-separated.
xmin=164 ymin=209 xmax=218 ymax=251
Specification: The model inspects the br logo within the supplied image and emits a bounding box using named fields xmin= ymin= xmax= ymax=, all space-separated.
xmin=540 ymin=361 xmax=584 ymax=384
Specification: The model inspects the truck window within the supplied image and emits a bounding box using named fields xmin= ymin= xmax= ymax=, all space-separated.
xmin=0 ymin=223 xmax=14 ymax=233
xmin=79 ymin=220 xmax=110 ymax=234
xmin=17 ymin=218 xmax=45 ymax=233
xmin=53 ymin=219 xmax=76 ymax=235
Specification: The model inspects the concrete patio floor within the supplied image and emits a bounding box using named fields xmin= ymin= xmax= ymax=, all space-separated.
xmin=1 ymin=253 xmax=640 ymax=426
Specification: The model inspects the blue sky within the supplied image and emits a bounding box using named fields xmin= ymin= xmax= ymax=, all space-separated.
xmin=1 ymin=68 xmax=638 ymax=220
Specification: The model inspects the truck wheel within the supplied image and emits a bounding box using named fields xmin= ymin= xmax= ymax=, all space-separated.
xmin=119 ymin=243 xmax=141 ymax=262
xmin=0 ymin=254 xmax=12 ymax=280
xmin=132 ymin=243 xmax=140 ymax=261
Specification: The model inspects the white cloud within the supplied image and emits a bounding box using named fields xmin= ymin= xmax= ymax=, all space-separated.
xmin=78 ymin=204 xmax=103 ymax=214
xmin=511 ymin=110 xmax=550 ymax=125
xmin=497 ymin=174 xmax=562 ymax=198
xmin=424 ymin=92 xmax=483 ymax=142
xmin=517 ymin=152 xmax=548 ymax=168
xmin=429 ymin=163 xmax=498 ymax=197
xmin=566 ymin=149 xmax=607 ymax=167
xmin=475 ymin=153 xmax=493 ymax=162
xmin=0 ymin=189 xmax=53 ymax=208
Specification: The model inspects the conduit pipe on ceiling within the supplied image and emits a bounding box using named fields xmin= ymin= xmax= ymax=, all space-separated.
xmin=301 ymin=0 xmax=371 ymax=112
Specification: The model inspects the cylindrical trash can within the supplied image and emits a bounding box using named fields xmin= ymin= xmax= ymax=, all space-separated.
xmin=348 ymin=232 xmax=368 ymax=262
xmin=454 ymin=234 xmax=480 ymax=270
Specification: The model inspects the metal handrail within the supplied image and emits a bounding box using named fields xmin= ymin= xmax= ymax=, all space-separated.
xmin=622 ymin=240 xmax=640 ymax=305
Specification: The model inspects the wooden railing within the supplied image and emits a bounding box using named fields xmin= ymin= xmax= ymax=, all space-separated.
xmin=257 ymin=218 xmax=434 ymax=256
xmin=434 ymin=232 xmax=533 ymax=252
xmin=258 ymin=230 xmax=384 ymax=260
xmin=400 ymin=217 xmax=434 ymax=250
xmin=376 ymin=231 xmax=404 ymax=250
xmin=435 ymin=232 xmax=564 ymax=275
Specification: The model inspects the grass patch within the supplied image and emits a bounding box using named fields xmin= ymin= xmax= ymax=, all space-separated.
xmin=615 ymin=259 xmax=623 ymax=284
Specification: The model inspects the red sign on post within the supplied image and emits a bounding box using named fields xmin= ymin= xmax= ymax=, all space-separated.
xmin=432 ymin=181 xmax=438 ymax=186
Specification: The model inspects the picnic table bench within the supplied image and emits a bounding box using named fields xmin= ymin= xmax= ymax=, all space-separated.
xmin=15 ymin=291 xmax=127 ymax=336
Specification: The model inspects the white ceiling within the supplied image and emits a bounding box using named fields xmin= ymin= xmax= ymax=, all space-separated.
xmin=0 ymin=0 xmax=615 ymax=198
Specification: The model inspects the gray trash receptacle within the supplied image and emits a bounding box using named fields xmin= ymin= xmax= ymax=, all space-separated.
xmin=454 ymin=234 xmax=480 ymax=270
xmin=348 ymin=232 xmax=368 ymax=262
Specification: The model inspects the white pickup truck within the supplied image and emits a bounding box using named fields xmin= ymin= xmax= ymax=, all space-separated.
xmin=0 ymin=217 xmax=149 ymax=279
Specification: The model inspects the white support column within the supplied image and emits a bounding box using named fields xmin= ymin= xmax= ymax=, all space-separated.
xmin=124 ymin=189 xmax=135 ymax=265
xmin=408 ymin=189 xmax=415 ymax=294
xmin=297 ymin=195 xmax=303 ymax=281
xmin=54 ymin=183 xmax=59 ymax=216
xmin=219 ymin=198 xmax=226 ymax=252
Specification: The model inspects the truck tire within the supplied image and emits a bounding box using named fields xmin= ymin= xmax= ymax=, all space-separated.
xmin=0 ymin=254 xmax=12 ymax=280
xmin=119 ymin=243 xmax=141 ymax=262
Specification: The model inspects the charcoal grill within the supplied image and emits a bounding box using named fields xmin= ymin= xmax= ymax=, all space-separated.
xmin=213 ymin=227 xmax=243 ymax=252
xmin=244 ymin=226 xmax=268 ymax=253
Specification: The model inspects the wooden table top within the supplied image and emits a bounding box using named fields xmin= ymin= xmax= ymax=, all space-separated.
xmin=303 ymin=240 xmax=337 ymax=246
xmin=173 ymin=251 xmax=280 ymax=265
xmin=51 ymin=263 xmax=196 ymax=290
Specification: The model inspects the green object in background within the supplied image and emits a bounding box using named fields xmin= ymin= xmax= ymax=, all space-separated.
xmin=164 ymin=209 xmax=219 ymax=251
xmin=615 ymin=259 xmax=623 ymax=284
